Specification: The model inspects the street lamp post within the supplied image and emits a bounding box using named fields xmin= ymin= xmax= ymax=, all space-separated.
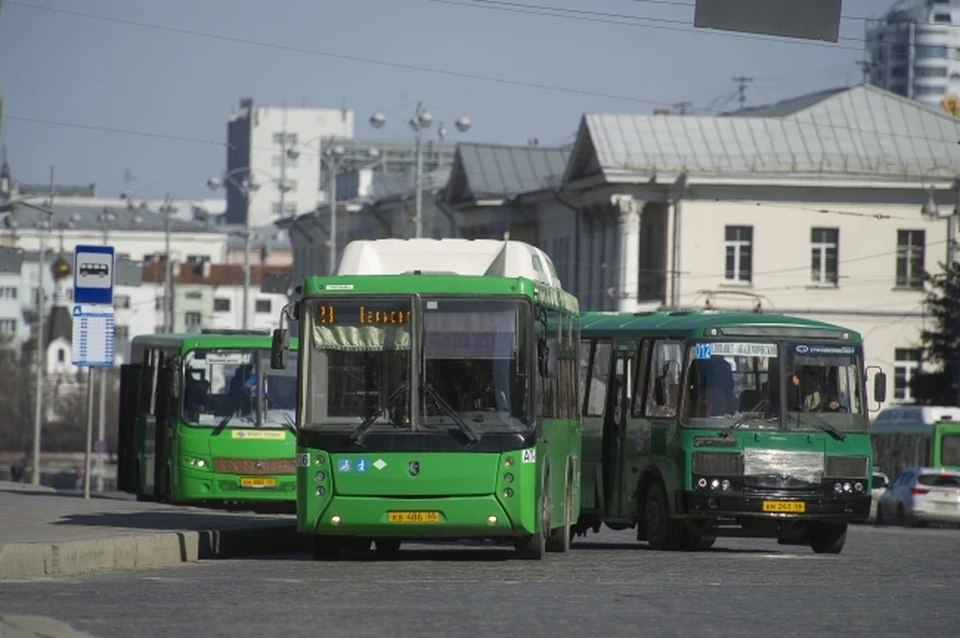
xmin=286 ymin=140 xmax=379 ymax=274
xmin=369 ymin=102 xmax=471 ymax=238
xmin=208 ymin=169 xmax=288 ymax=330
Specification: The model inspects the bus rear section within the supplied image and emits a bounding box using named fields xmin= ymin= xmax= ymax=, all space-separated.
xmin=870 ymin=405 xmax=960 ymax=478
xmin=284 ymin=238 xmax=581 ymax=560
xmin=117 ymin=335 xmax=300 ymax=512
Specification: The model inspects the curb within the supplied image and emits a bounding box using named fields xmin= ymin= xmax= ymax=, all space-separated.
xmin=0 ymin=523 xmax=309 ymax=580
xmin=0 ymin=614 xmax=98 ymax=638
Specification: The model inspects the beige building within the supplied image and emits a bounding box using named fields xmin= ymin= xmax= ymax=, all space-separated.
xmin=445 ymin=85 xmax=960 ymax=405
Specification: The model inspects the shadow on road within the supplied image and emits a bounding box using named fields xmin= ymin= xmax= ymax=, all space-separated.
xmin=51 ymin=511 xmax=287 ymax=531
xmin=572 ymin=540 xmax=780 ymax=554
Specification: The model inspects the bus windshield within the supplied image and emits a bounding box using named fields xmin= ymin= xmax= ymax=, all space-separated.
xmin=181 ymin=348 xmax=299 ymax=429
xmin=421 ymin=298 xmax=532 ymax=431
xmin=681 ymin=341 xmax=781 ymax=430
xmin=302 ymin=297 xmax=412 ymax=430
xmin=784 ymin=343 xmax=868 ymax=433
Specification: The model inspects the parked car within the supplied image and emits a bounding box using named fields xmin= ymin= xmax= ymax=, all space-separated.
xmin=865 ymin=469 xmax=889 ymax=524
xmin=876 ymin=467 xmax=960 ymax=527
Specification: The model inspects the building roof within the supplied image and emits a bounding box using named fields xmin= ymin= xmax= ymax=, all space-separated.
xmin=368 ymin=168 xmax=451 ymax=205
xmin=141 ymin=261 xmax=291 ymax=287
xmin=445 ymin=143 xmax=570 ymax=206
xmin=720 ymin=87 xmax=850 ymax=118
xmin=1 ymin=202 xmax=220 ymax=234
xmin=563 ymin=84 xmax=960 ymax=186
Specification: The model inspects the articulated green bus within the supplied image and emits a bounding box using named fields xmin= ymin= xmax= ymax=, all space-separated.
xmin=117 ymin=330 xmax=300 ymax=512
xmin=870 ymin=405 xmax=960 ymax=478
xmin=271 ymin=238 xmax=581 ymax=560
xmin=574 ymin=310 xmax=887 ymax=554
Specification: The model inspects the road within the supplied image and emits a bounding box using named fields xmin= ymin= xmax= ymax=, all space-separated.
xmin=1 ymin=525 xmax=957 ymax=637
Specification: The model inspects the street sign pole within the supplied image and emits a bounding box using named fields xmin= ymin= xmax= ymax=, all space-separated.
xmin=72 ymin=244 xmax=115 ymax=499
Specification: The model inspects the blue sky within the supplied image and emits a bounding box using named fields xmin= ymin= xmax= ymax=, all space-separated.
xmin=0 ymin=0 xmax=890 ymax=200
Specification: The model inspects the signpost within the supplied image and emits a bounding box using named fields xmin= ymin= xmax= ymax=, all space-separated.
xmin=72 ymin=245 xmax=115 ymax=499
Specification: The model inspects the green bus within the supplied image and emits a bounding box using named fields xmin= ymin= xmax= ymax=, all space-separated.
xmin=870 ymin=405 xmax=960 ymax=478
xmin=117 ymin=330 xmax=300 ymax=512
xmin=271 ymin=238 xmax=581 ymax=560
xmin=573 ymin=310 xmax=887 ymax=554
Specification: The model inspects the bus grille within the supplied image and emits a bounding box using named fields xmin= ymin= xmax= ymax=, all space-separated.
xmin=212 ymin=458 xmax=296 ymax=475
xmin=692 ymin=452 xmax=744 ymax=476
xmin=824 ymin=455 xmax=869 ymax=479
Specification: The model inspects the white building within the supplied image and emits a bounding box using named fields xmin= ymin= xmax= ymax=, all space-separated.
xmin=226 ymin=99 xmax=355 ymax=228
xmin=0 ymin=246 xmax=23 ymax=352
xmin=443 ymin=85 xmax=960 ymax=406
xmin=866 ymin=0 xmax=960 ymax=109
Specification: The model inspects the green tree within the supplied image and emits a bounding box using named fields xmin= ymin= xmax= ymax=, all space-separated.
xmin=911 ymin=261 xmax=960 ymax=405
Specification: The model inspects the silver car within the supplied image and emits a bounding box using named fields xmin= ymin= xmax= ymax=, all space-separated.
xmin=876 ymin=467 xmax=960 ymax=527
xmin=866 ymin=470 xmax=889 ymax=524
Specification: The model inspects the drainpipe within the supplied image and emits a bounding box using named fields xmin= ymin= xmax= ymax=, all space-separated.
xmin=553 ymin=189 xmax=581 ymax=297
xmin=670 ymin=173 xmax=689 ymax=310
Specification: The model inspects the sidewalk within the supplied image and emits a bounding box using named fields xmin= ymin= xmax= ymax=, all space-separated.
xmin=0 ymin=482 xmax=307 ymax=580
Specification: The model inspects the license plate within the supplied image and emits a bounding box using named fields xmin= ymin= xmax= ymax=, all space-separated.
xmin=934 ymin=502 xmax=959 ymax=511
xmin=761 ymin=500 xmax=806 ymax=513
xmin=386 ymin=511 xmax=440 ymax=524
xmin=239 ymin=477 xmax=277 ymax=488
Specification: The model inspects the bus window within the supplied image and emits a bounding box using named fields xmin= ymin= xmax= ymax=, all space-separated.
xmin=586 ymin=340 xmax=612 ymax=417
xmin=631 ymin=340 xmax=651 ymax=416
xmin=942 ymin=434 xmax=960 ymax=467
xmin=646 ymin=339 xmax=683 ymax=418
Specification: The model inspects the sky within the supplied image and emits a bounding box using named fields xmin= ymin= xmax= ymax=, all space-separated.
xmin=0 ymin=0 xmax=893 ymax=201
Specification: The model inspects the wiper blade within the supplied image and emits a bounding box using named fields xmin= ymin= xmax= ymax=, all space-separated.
xmin=422 ymin=383 xmax=481 ymax=444
xmin=796 ymin=411 xmax=847 ymax=441
xmin=719 ymin=399 xmax=768 ymax=438
xmin=348 ymin=383 xmax=408 ymax=447
xmin=280 ymin=411 xmax=297 ymax=436
xmin=211 ymin=395 xmax=249 ymax=436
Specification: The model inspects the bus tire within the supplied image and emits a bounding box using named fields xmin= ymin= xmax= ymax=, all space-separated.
xmin=311 ymin=536 xmax=341 ymax=561
xmin=516 ymin=467 xmax=549 ymax=560
xmin=546 ymin=468 xmax=572 ymax=553
xmin=643 ymin=482 xmax=684 ymax=551
xmin=809 ymin=522 xmax=847 ymax=554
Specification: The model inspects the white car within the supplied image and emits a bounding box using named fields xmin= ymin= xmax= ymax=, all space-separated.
xmin=876 ymin=467 xmax=960 ymax=527
xmin=866 ymin=470 xmax=889 ymax=524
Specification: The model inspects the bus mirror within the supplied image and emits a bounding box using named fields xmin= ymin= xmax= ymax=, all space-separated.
xmin=271 ymin=328 xmax=289 ymax=370
xmin=282 ymin=302 xmax=299 ymax=323
xmin=873 ymin=371 xmax=887 ymax=404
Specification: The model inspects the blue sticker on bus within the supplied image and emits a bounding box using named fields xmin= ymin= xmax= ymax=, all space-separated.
xmin=337 ymin=458 xmax=350 ymax=473
xmin=355 ymin=458 xmax=368 ymax=473
xmin=695 ymin=343 xmax=713 ymax=359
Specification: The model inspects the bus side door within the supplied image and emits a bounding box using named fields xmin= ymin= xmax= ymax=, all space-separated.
xmin=617 ymin=339 xmax=651 ymax=520
xmin=116 ymin=363 xmax=142 ymax=493
xmin=603 ymin=346 xmax=635 ymax=519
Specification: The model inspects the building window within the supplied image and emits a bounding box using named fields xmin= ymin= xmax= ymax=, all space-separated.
xmin=0 ymin=318 xmax=16 ymax=334
xmin=214 ymin=298 xmax=231 ymax=312
xmin=810 ymin=228 xmax=839 ymax=285
xmin=155 ymin=296 xmax=164 ymax=310
xmin=271 ymin=202 xmax=298 ymax=215
xmin=114 ymin=294 xmax=131 ymax=309
xmin=185 ymin=291 xmax=202 ymax=300
xmin=915 ymin=66 xmax=948 ymax=78
xmin=896 ymin=230 xmax=925 ymax=289
xmin=57 ymin=348 xmax=65 ymax=362
xmin=0 ymin=286 xmax=17 ymax=300
xmin=272 ymin=132 xmax=297 ymax=145
xmin=934 ymin=13 xmax=951 ymax=23
xmin=114 ymin=325 xmax=130 ymax=341
xmin=894 ymin=348 xmax=922 ymax=401
xmin=184 ymin=311 xmax=202 ymax=327
xmin=914 ymin=85 xmax=946 ymax=96
xmin=916 ymin=45 xmax=947 ymax=59
xmin=272 ymin=154 xmax=298 ymax=169
xmin=255 ymin=299 xmax=272 ymax=314
xmin=724 ymin=226 xmax=753 ymax=283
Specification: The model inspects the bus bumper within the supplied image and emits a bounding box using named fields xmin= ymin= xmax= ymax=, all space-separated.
xmin=176 ymin=466 xmax=297 ymax=503
xmin=304 ymin=495 xmax=523 ymax=538
xmin=678 ymin=491 xmax=871 ymax=522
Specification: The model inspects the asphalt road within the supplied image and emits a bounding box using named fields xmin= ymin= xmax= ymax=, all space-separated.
xmin=1 ymin=525 xmax=958 ymax=638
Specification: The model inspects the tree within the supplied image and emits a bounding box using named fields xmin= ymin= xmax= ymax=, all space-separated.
xmin=911 ymin=261 xmax=960 ymax=405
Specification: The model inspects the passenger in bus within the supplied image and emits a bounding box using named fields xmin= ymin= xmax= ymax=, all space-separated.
xmin=792 ymin=366 xmax=841 ymax=412
xmin=693 ymin=358 xmax=737 ymax=417
xmin=183 ymin=372 xmax=211 ymax=419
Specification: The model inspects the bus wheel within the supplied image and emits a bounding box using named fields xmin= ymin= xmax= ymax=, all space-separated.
xmin=644 ymin=483 xmax=684 ymax=551
xmin=546 ymin=473 xmax=572 ymax=553
xmin=374 ymin=540 xmax=401 ymax=555
xmin=311 ymin=536 xmax=341 ymax=561
xmin=809 ymin=522 xmax=847 ymax=554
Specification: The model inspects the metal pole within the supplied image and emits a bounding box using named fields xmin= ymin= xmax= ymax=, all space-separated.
xmin=328 ymin=155 xmax=338 ymax=275
xmin=163 ymin=195 xmax=173 ymax=332
xmin=948 ymin=209 xmax=959 ymax=408
xmin=242 ymin=188 xmax=251 ymax=330
xmin=96 ymin=226 xmax=109 ymax=491
xmin=83 ymin=367 xmax=94 ymax=499
xmin=31 ymin=227 xmax=44 ymax=486
xmin=413 ymin=105 xmax=424 ymax=239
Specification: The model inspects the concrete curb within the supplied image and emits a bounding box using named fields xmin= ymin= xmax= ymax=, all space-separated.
xmin=0 ymin=523 xmax=309 ymax=581
xmin=0 ymin=614 xmax=98 ymax=638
